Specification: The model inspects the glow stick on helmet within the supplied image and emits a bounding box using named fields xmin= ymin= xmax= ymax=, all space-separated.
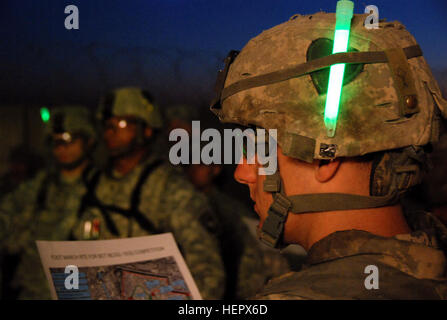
xmin=40 ymin=107 xmax=50 ymax=123
xmin=324 ymin=0 xmax=354 ymax=138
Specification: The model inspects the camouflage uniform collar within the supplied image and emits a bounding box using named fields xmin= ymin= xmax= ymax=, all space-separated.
xmin=59 ymin=173 xmax=83 ymax=185
xmin=110 ymin=153 xmax=161 ymax=179
xmin=45 ymin=168 xmax=82 ymax=186
xmin=306 ymin=229 xmax=447 ymax=280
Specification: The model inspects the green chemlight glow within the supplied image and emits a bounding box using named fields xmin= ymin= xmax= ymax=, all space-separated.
xmin=40 ymin=107 xmax=50 ymax=123
xmin=324 ymin=0 xmax=354 ymax=138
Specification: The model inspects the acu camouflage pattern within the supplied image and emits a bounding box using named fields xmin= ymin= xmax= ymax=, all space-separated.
xmin=254 ymin=226 xmax=447 ymax=300
xmin=212 ymin=13 xmax=447 ymax=162
xmin=0 ymin=170 xmax=92 ymax=299
xmin=97 ymin=87 xmax=163 ymax=129
xmin=74 ymin=156 xmax=226 ymax=299
xmin=164 ymin=104 xmax=199 ymax=124
xmin=44 ymin=105 xmax=96 ymax=139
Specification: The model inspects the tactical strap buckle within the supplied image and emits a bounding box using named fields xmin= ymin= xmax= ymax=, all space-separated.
xmin=263 ymin=172 xmax=281 ymax=192
xmin=260 ymin=193 xmax=292 ymax=248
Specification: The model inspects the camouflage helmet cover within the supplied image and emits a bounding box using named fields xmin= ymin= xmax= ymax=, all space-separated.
xmin=44 ymin=105 xmax=96 ymax=140
xmin=164 ymin=104 xmax=199 ymax=124
xmin=98 ymin=87 xmax=163 ymax=129
xmin=212 ymin=13 xmax=447 ymax=163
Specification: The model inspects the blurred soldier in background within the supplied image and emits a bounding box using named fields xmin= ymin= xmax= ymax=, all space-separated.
xmin=75 ymin=87 xmax=225 ymax=299
xmin=427 ymin=129 xmax=447 ymax=225
xmin=0 ymin=145 xmax=44 ymax=197
xmin=211 ymin=11 xmax=447 ymax=299
xmin=0 ymin=106 xmax=97 ymax=299
xmin=165 ymin=104 xmax=199 ymax=135
xmin=165 ymin=104 xmax=292 ymax=299
xmin=408 ymin=124 xmax=447 ymax=226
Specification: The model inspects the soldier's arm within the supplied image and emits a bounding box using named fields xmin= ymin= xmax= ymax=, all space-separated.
xmin=169 ymin=201 xmax=226 ymax=299
xmin=142 ymin=166 xmax=226 ymax=299
xmin=0 ymin=172 xmax=44 ymax=250
xmin=0 ymin=172 xmax=43 ymax=296
xmin=167 ymin=180 xmax=226 ymax=299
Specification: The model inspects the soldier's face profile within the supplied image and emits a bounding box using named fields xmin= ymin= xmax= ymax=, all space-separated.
xmin=234 ymin=151 xmax=274 ymax=227
xmin=234 ymin=146 xmax=321 ymax=231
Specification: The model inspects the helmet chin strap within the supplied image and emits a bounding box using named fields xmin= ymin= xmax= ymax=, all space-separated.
xmin=259 ymin=170 xmax=401 ymax=249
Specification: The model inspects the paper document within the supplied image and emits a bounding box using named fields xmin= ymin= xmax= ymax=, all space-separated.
xmin=36 ymin=233 xmax=202 ymax=300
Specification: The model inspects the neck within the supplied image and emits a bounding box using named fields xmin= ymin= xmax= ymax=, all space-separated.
xmin=60 ymin=160 xmax=89 ymax=179
xmin=285 ymin=204 xmax=411 ymax=251
xmin=112 ymin=147 xmax=147 ymax=175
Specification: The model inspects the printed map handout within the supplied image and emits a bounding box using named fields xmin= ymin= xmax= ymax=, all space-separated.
xmin=36 ymin=233 xmax=202 ymax=300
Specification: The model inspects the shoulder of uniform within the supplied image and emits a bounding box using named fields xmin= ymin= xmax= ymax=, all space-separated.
xmin=150 ymin=162 xmax=212 ymax=212
xmin=252 ymin=272 xmax=304 ymax=300
xmin=140 ymin=161 xmax=176 ymax=188
xmin=16 ymin=170 xmax=48 ymax=192
xmin=32 ymin=170 xmax=48 ymax=182
xmin=145 ymin=161 xmax=194 ymax=191
xmin=0 ymin=170 xmax=48 ymax=211
xmin=254 ymin=271 xmax=341 ymax=300
xmin=252 ymin=293 xmax=307 ymax=300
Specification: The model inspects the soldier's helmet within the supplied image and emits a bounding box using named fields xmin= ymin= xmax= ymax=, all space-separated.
xmin=97 ymin=87 xmax=163 ymax=129
xmin=210 ymin=11 xmax=447 ymax=247
xmin=165 ymin=104 xmax=199 ymax=124
xmin=44 ymin=105 xmax=96 ymax=142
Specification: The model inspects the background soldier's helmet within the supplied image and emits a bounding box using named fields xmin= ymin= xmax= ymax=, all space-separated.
xmin=210 ymin=12 xmax=447 ymax=247
xmin=164 ymin=104 xmax=199 ymax=124
xmin=44 ymin=105 xmax=96 ymax=141
xmin=97 ymin=87 xmax=163 ymax=129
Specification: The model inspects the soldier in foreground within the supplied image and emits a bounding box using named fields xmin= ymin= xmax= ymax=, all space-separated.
xmin=75 ymin=87 xmax=225 ymax=299
xmin=211 ymin=10 xmax=447 ymax=299
xmin=0 ymin=106 xmax=97 ymax=299
xmin=165 ymin=104 xmax=292 ymax=299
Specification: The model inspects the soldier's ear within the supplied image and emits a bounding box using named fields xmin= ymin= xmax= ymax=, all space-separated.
xmin=315 ymin=159 xmax=341 ymax=183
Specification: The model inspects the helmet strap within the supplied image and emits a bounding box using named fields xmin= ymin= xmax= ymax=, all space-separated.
xmin=259 ymin=164 xmax=407 ymax=249
xmin=259 ymin=171 xmax=291 ymax=249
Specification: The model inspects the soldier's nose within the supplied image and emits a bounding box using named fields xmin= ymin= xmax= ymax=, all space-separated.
xmin=234 ymin=162 xmax=257 ymax=185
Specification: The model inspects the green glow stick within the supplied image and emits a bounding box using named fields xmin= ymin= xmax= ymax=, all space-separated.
xmin=324 ymin=0 xmax=354 ymax=137
xmin=40 ymin=107 xmax=50 ymax=123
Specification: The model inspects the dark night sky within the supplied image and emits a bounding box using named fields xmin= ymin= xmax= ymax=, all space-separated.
xmin=1 ymin=0 xmax=446 ymax=106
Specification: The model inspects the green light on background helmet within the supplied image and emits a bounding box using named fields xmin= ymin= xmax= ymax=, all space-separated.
xmin=40 ymin=107 xmax=50 ymax=123
xmin=324 ymin=0 xmax=354 ymax=138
